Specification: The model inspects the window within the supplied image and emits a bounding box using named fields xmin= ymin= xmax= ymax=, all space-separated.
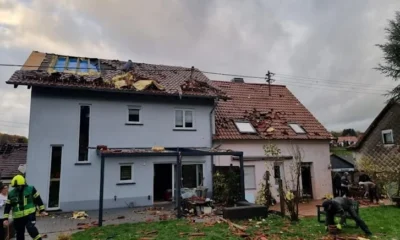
xmin=127 ymin=106 xmax=141 ymax=124
xmin=175 ymin=109 xmax=194 ymax=129
xmin=244 ymin=166 xmax=256 ymax=189
xmin=289 ymin=123 xmax=306 ymax=134
xmin=382 ymin=129 xmax=394 ymax=145
xmin=120 ymin=164 xmax=133 ymax=182
xmin=78 ymin=105 xmax=90 ymax=161
xmin=53 ymin=56 xmax=99 ymax=73
xmin=234 ymin=121 xmax=256 ymax=133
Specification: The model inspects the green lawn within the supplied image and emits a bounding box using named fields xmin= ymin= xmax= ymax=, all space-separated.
xmin=71 ymin=206 xmax=400 ymax=240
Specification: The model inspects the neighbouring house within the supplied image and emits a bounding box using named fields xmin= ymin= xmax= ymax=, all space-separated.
xmin=349 ymin=100 xmax=400 ymax=173
xmin=337 ymin=136 xmax=358 ymax=147
xmin=6 ymin=51 xmax=237 ymax=211
xmin=0 ymin=143 xmax=27 ymax=184
xmin=212 ymin=79 xmax=333 ymax=202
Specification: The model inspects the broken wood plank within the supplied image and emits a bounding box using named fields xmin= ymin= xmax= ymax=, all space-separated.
xmin=219 ymin=217 xmax=247 ymax=231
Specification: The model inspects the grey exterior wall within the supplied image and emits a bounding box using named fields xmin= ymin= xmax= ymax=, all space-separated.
xmin=353 ymin=103 xmax=400 ymax=169
xmin=27 ymin=87 xmax=213 ymax=211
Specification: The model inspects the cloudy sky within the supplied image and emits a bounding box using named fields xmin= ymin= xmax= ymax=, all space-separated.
xmin=0 ymin=0 xmax=399 ymax=137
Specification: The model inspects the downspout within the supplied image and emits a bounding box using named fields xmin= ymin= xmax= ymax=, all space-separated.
xmin=209 ymin=99 xmax=218 ymax=198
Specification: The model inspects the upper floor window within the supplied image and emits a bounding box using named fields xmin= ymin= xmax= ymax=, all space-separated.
xmin=126 ymin=106 xmax=141 ymax=124
xmin=382 ymin=129 xmax=394 ymax=145
xmin=53 ymin=56 xmax=99 ymax=73
xmin=175 ymin=109 xmax=194 ymax=129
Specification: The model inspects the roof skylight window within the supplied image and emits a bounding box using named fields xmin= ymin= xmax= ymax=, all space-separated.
xmin=234 ymin=121 xmax=256 ymax=133
xmin=289 ymin=123 xmax=306 ymax=134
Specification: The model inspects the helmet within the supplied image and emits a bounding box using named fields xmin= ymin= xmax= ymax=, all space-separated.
xmin=11 ymin=175 xmax=26 ymax=187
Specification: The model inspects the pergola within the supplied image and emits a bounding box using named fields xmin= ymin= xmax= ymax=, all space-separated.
xmin=96 ymin=147 xmax=244 ymax=226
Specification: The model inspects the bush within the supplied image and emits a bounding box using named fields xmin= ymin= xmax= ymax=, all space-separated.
xmin=213 ymin=170 xmax=240 ymax=206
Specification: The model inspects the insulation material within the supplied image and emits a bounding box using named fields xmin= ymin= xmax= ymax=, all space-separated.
xmin=71 ymin=211 xmax=89 ymax=219
xmin=114 ymin=80 xmax=128 ymax=89
xmin=133 ymin=80 xmax=165 ymax=91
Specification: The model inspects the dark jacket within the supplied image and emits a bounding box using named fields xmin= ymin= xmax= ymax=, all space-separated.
xmin=322 ymin=197 xmax=353 ymax=225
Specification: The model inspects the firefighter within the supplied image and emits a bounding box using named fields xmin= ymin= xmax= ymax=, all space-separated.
xmin=3 ymin=175 xmax=47 ymax=240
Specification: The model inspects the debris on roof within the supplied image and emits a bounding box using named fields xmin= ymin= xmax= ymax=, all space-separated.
xmin=7 ymin=51 xmax=226 ymax=99
xmin=212 ymin=80 xmax=331 ymax=140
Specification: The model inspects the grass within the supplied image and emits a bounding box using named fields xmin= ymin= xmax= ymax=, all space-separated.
xmin=71 ymin=206 xmax=400 ymax=240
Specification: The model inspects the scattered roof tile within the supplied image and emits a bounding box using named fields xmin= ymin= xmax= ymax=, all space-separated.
xmin=7 ymin=52 xmax=225 ymax=99
xmin=212 ymin=80 xmax=332 ymax=140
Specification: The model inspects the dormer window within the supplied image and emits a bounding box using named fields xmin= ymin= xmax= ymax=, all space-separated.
xmin=53 ymin=56 xmax=99 ymax=73
xmin=234 ymin=121 xmax=256 ymax=133
xmin=289 ymin=123 xmax=306 ymax=134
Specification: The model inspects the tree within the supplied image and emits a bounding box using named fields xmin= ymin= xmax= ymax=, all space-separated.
xmin=356 ymin=152 xmax=400 ymax=201
xmin=376 ymin=11 xmax=400 ymax=101
xmin=341 ymin=128 xmax=357 ymax=137
xmin=255 ymin=142 xmax=303 ymax=222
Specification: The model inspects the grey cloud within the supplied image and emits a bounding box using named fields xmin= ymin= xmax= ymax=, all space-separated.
xmin=0 ymin=0 xmax=400 ymax=136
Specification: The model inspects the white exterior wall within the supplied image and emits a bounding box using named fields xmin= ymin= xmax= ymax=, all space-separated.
xmin=213 ymin=140 xmax=332 ymax=202
xmin=27 ymin=87 xmax=213 ymax=211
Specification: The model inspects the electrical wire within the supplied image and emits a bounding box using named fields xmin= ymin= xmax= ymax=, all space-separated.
xmin=0 ymin=62 xmax=396 ymax=94
xmin=0 ymin=120 xmax=28 ymax=125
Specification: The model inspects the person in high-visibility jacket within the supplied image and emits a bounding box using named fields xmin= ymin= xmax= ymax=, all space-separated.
xmin=3 ymin=175 xmax=47 ymax=240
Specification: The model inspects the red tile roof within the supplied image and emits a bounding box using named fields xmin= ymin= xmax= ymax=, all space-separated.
xmin=212 ymin=80 xmax=332 ymax=140
xmin=337 ymin=136 xmax=358 ymax=143
xmin=6 ymin=51 xmax=225 ymax=99
xmin=0 ymin=143 xmax=27 ymax=179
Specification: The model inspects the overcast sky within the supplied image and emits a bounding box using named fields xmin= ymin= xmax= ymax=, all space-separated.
xmin=1 ymin=0 xmax=399 ymax=137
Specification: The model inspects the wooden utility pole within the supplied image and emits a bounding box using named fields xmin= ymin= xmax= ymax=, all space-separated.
xmin=265 ymin=71 xmax=275 ymax=96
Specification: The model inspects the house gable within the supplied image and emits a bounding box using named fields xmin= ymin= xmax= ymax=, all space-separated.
xmin=351 ymin=101 xmax=400 ymax=166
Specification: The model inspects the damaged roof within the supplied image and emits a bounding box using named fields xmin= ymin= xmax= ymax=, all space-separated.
xmin=6 ymin=51 xmax=225 ymax=99
xmin=212 ymin=80 xmax=332 ymax=140
xmin=0 ymin=143 xmax=27 ymax=179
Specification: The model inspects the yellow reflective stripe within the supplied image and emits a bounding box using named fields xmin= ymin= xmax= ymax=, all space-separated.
xmin=12 ymin=207 xmax=36 ymax=218
xmin=39 ymin=205 xmax=45 ymax=210
xmin=5 ymin=200 xmax=10 ymax=204
xmin=33 ymin=192 xmax=40 ymax=198
xmin=3 ymin=214 xmax=9 ymax=218
xmin=33 ymin=234 xmax=41 ymax=240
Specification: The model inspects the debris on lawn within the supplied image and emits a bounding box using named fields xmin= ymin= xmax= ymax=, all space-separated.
xmin=76 ymin=221 xmax=99 ymax=230
xmin=57 ymin=233 xmax=72 ymax=240
xmin=71 ymin=211 xmax=89 ymax=219
xmin=219 ymin=217 xmax=249 ymax=237
xmin=137 ymin=230 xmax=158 ymax=240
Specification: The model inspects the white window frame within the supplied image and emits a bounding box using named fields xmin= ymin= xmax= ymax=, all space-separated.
xmin=234 ymin=121 xmax=256 ymax=133
xmin=119 ymin=163 xmax=134 ymax=183
xmin=289 ymin=123 xmax=306 ymax=134
xmin=381 ymin=129 xmax=394 ymax=145
xmin=174 ymin=109 xmax=195 ymax=130
xmin=126 ymin=106 xmax=142 ymax=124
xmin=244 ymin=165 xmax=256 ymax=189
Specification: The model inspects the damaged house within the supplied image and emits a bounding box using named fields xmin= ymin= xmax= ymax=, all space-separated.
xmin=6 ymin=51 xmax=229 ymax=211
xmin=212 ymin=79 xmax=333 ymax=202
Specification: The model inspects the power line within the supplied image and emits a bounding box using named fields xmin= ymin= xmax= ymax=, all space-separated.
xmin=275 ymin=72 xmax=396 ymax=88
xmin=0 ymin=120 xmax=29 ymax=125
xmin=0 ymin=124 xmax=28 ymax=129
xmin=0 ymin=62 xmax=395 ymax=94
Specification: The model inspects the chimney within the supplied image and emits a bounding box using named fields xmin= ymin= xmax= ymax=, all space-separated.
xmin=231 ymin=78 xmax=244 ymax=83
